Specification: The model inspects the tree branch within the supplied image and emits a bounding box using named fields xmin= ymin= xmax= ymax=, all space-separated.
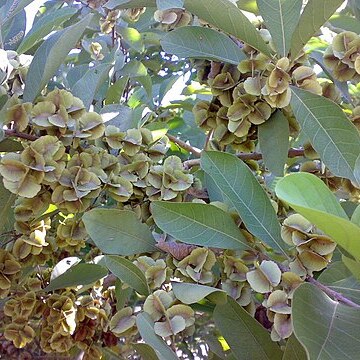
xmin=167 ymin=134 xmax=201 ymax=157
xmin=183 ymin=148 xmax=305 ymax=169
xmin=4 ymin=129 xmax=39 ymax=141
xmin=306 ymin=276 xmax=360 ymax=308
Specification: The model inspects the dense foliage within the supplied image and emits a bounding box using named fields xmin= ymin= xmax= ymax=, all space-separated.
xmin=0 ymin=0 xmax=360 ymax=359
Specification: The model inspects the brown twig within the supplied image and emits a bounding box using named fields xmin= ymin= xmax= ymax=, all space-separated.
xmin=183 ymin=148 xmax=305 ymax=168
xmin=167 ymin=134 xmax=201 ymax=157
xmin=4 ymin=129 xmax=39 ymax=141
xmin=306 ymin=276 xmax=360 ymax=308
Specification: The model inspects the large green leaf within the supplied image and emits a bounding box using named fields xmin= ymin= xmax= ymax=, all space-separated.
xmin=318 ymin=261 xmax=360 ymax=305
xmin=151 ymin=201 xmax=250 ymax=250
xmin=0 ymin=0 xmax=33 ymax=24
xmin=342 ymin=255 xmax=360 ymax=281
xmin=282 ymin=335 xmax=308 ymax=360
xmin=172 ymin=282 xmax=227 ymax=305
xmin=292 ymin=283 xmax=360 ymax=360
xmin=290 ymin=86 xmax=360 ymax=184
xmin=133 ymin=343 xmax=160 ymax=360
xmin=201 ymin=151 xmax=288 ymax=256
xmin=23 ymin=14 xmax=93 ymax=102
xmin=329 ymin=14 xmax=360 ymax=34
xmin=0 ymin=181 xmax=15 ymax=234
xmin=17 ymin=7 xmax=78 ymax=54
xmin=161 ymin=26 xmax=246 ymax=65
xmin=105 ymin=255 xmax=149 ymax=296
xmin=275 ymin=172 xmax=360 ymax=260
xmin=72 ymin=63 xmax=112 ymax=110
xmin=82 ymin=209 xmax=157 ymax=255
xmin=214 ymin=297 xmax=283 ymax=360
xmin=257 ymin=0 xmax=302 ymax=57
xmin=105 ymin=0 xmax=156 ymax=9
xmin=156 ymin=0 xmax=183 ymax=10
xmin=45 ymin=263 xmax=107 ymax=292
xmin=258 ymin=110 xmax=289 ymax=177
xmin=136 ymin=313 xmax=178 ymax=360
xmin=184 ymin=0 xmax=272 ymax=57
xmin=290 ymin=0 xmax=345 ymax=59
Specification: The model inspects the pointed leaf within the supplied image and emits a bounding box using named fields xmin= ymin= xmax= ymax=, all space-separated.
xmin=318 ymin=261 xmax=360 ymax=304
xmin=161 ymin=26 xmax=246 ymax=65
xmin=275 ymin=172 xmax=360 ymax=260
xmin=292 ymin=283 xmax=360 ymax=360
xmin=258 ymin=110 xmax=289 ymax=177
xmin=351 ymin=205 xmax=360 ymax=227
xmin=257 ymin=0 xmax=302 ymax=57
xmin=184 ymin=0 xmax=272 ymax=56
xmin=45 ymin=263 xmax=107 ymax=292
xmin=290 ymin=0 xmax=345 ymax=59
xmin=201 ymin=151 xmax=288 ymax=256
xmin=17 ymin=7 xmax=78 ymax=54
xmin=136 ymin=313 xmax=178 ymax=360
xmin=172 ymin=282 xmax=227 ymax=305
xmin=151 ymin=201 xmax=250 ymax=250
xmin=290 ymin=86 xmax=360 ymax=184
xmin=214 ymin=297 xmax=283 ymax=360
xmin=282 ymin=335 xmax=308 ymax=360
xmin=105 ymin=255 xmax=149 ymax=296
xmin=82 ymin=209 xmax=157 ymax=255
xmin=72 ymin=63 xmax=112 ymax=110
xmin=23 ymin=14 xmax=93 ymax=102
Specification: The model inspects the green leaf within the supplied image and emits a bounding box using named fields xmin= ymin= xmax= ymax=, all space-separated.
xmin=201 ymin=151 xmax=288 ymax=256
xmin=214 ymin=297 xmax=283 ymax=360
xmin=82 ymin=209 xmax=157 ymax=255
xmin=318 ymin=261 xmax=360 ymax=304
xmin=104 ymin=255 xmax=149 ymax=296
xmin=161 ymin=26 xmax=246 ymax=65
xmin=0 ymin=0 xmax=33 ymax=24
xmin=0 ymin=181 xmax=15 ymax=234
xmin=133 ymin=343 xmax=160 ymax=360
xmin=292 ymin=283 xmax=360 ymax=360
xmin=17 ymin=7 xmax=78 ymax=54
xmin=151 ymin=201 xmax=250 ymax=250
xmin=72 ymin=63 xmax=112 ymax=110
xmin=184 ymin=0 xmax=271 ymax=57
xmin=172 ymin=282 xmax=227 ymax=305
xmin=105 ymin=76 xmax=129 ymax=104
xmin=257 ymin=0 xmax=302 ymax=57
xmin=120 ymin=60 xmax=148 ymax=77
xmin=275 ymin=172 xmax=360 ymax=261
xmin=290 ymin=86 xmax=360 ymax=184
xmin=118 ymin=27 xmax=144 ymax=53
xmin=45 ymin=263 xmax=107 ymax=292
xmin=258 ymin=110 xmax=289 ymax=177
xmin=0 ymin=138 xmax=24 ymax=152
xmin=342 ymin=255 xmax=360 ymax=282
xmin=282 ymin=335 xmax=308 ymax=360
xmin=2 ymin=9 xmax=25 ymax=51
xmin=290 ymin=0 xmax=344 ymax=59
xmin=23 ymin=14 xmax=93 ymax=102
xmin=329 ymin=15 xmax=360 ymax=34
xmin=156 ymin=0 xmax=183 ymax=10
xmin=136 ymin=313 xmax=178 ymax=360
xmin=105 ymin=0 xmax=156 ymax=9
xmin=352 ymin=205 xmax=360 ymax=227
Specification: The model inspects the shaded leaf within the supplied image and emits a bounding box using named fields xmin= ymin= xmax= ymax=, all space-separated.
xmin=2 ymin=9 xmax=25 ymax=51
xmin=214 ymin=297 xmax=283 ymax=360
xmin=105 ymin=255 xmax=149 ymax=296
xmin=292 ymin=283 xmax=360 ymax=359
xmin=45 ymin=263 xmax=107 ymax=292
xmin=318 ymin=261 xmax=360 ymax=304
xmin=257 ymin=0 xmax=302 ymax=57
xmin=72 ymin=63 xmax=112 ymax=110
xmin=341 ymin=255 xmax=360 ymax=282
xmin=133 ymin=343 xmax=160 ymax=360
xmin=82 ymin=209 xmax=157 ymax=255
xmin=136 ymin=313 xmax=178 ymax=360
xmin=282 ymin=335 xmax=308 ymax=360
xmin=258 ymin=110 xmax=289 ymax=177
xmin=275 ymin=172 xmax=360 ymax=260
xmin=0 ymin=181 xmax=15 ymax=234
xmin=290 ymin=86 xmax=360 ymax=183
xmin=352 ymin=205 xmax=360 ymax=227
xmin=151 ymin=201 xmax=250 ymax=250
xmin=17 ymin=7 xmax=78 ymax=54
xmin=156 ymin=0 xmax=183 ymax=10
xmin=201 ymin=151 xmax=288 ymax=256
xmin=184 ymin=0 xmax=271 ymax=56
xmin=0 ymin=138 xmax=24 ymax=152
xmin=161 ymin=26 xmax=246 ymax=65
xmin=23 ymin=14 xmax=93 ymax=102
xmin=105 ymin=77 xmax=130 ymax=105
xmin=118 ymin=27 xmax=144 ymax=52
xmin=329 ymin=14 xmax=360 ymax=34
